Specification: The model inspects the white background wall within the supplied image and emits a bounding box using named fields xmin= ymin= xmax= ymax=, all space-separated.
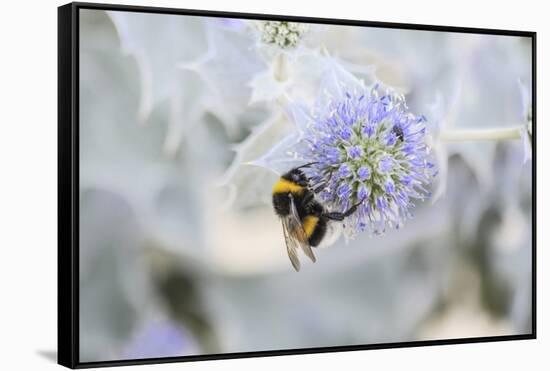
xmin=0 ymin=0 xmax=546 ymax=369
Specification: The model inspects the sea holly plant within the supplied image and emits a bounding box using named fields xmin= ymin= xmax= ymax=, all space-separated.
xmin=250 ymin=58 xmax=533 ymax=241
xmin=214 ymin=20 xmax=533 ymax=242
xmin=251 ymin=60 xmax=436 ymax=239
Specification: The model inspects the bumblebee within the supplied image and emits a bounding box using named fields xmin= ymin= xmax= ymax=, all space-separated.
xmin=272 ymin=163 xmax=364 ymax=271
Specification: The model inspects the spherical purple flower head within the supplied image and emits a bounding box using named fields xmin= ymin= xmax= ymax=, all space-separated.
xmin=298 ymin=81 xmax=436 ymax=238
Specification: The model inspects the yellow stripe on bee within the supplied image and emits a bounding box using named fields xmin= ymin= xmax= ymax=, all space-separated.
xmin=272 ymin=178 xmax=304 ymax=195
xmin=302 ymin=216 xmax=319 ymax=238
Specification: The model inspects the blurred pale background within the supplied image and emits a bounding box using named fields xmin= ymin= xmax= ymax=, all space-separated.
xmin=78 ymin=9 xmax=532 ymax=362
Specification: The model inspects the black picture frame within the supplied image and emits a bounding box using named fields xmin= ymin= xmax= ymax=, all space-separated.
xmin=58 ymin=2 xmax=537 ymax=369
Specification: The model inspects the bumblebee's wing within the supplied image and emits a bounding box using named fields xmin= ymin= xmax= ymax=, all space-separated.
xmin=288 ymin=194 xmax=316 ymax=263
xmin=282 ymin=194 xmax=316 ymax=268
xmin=282 ymin=218 xmax=301 ymax=271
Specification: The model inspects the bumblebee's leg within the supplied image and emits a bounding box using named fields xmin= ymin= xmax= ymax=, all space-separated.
xmin=322 ymin=212 xmax=344 ymax=221
xmin=322 ymin=198 xmax=366 ymax=221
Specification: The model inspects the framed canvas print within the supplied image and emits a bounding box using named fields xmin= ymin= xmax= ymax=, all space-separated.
xmin=58 ymin=2 xmax=536 ymax=369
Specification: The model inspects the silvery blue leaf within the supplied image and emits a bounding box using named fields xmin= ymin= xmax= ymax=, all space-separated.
xmin=218 ymin=114 xmax=292 ymax=208
xmin=80 ymin=10 xmax=207 ymax=255
xmin=244 ymin=102 xmax=316 ymax=178
xmin=287 ymin=102 xmax=315 ymax=133
xmin=247 ymin=49 xmax=352 ymax=107
xmin=179 ymin=18 xmax=264 ymax=134
xmin=451 ymin=36 xmax=529 ymax=130
xmin=249 ymin=132 xmax=304 ymax=175
xmin=108 ymin=11 xmax=207 ymax=120
xmin=517 ymin=79 xmax=532 ymax=164
xmin=518 ymin=79 xmax=532 ymax=121
xmin=314 ymin=58 xmax=364 ymax=114
xmin=248 ymin=67 xmax=290 ymax=104
xmin=79 ymin=189 xmax=152 ymax=362
xmin=520 ymin=126 xmax=532 ymax=164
